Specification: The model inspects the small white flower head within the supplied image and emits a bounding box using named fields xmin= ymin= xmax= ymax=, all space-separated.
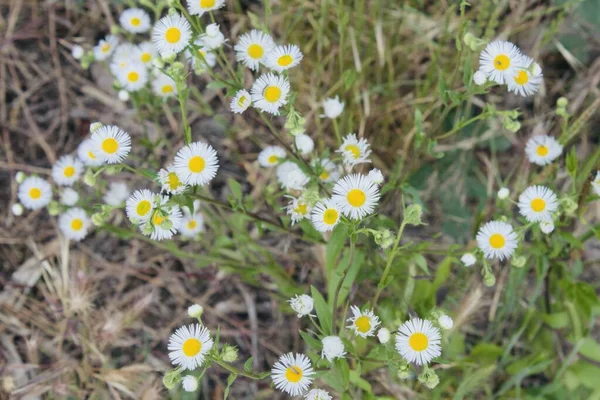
xmin=158 ymin=165 xmax=188 ymax=195
xmin=305 ymin=388 xmax=332 ymax=400
xmin=181 ymin=375 xmax=198 ymax=392
xmin=321 ymin=336 xmax=346 ymax=362
xmin=276 ymin=161 xmax=309 ymax=191
xmin=476 ymin=221 xmax=518 ymax=260
xmin=525 ymin=135 xmax=563 ymax=166
xmin=52 ymin=155 xmax=83 ymax=186
xmin=168 ymin=324 xmax=214 ymax=370
xmin=497 ymin=187 xmax=510 ymax=200
xmin=118 ymin=61 xmax=148 ymax=92
xmin=251 ymin=73 xmax=290 ymax=115
xmin=377 ymin=328 xmax=391 ymax=344
xmin=540 ymin=219 xmax=555 ymax=234
xmin=200 ymin=23 xmax=225 ymax=50
xmin=332 ymin=174 xmax=380 ymax=220
xmin=119 ymin=8 xmax=151 ymax=34
xmin=438 ymin=315 xmax=454 ymax=330
xmin=93 ymin=35 xmax=118 ymax=60
xmin=152 ymin=72 xmax=177 ymax=98
xmin=15 ymin=171 xmax=26 ymax=184
xmin=271 ymin=353 xmax=314 ymax=397
xmin=295 ymin=134 xmax=314 ymax=155
xmin=265 ymin=44 xmax=303 ymax=73
xmin=230 ymin=89 xmax=252 ymax=114
xmin=310 ymin=199 xmax=341 ymax=232
xmin=187 ymin=304 xmax=204 ymax=319
xmin=89 ymin=122 xmax=103 ymax=133
xmin=180 ymin=213 xmax=204 ymax=238
xmin=314 ymin=158 xmax=340 ymax=183
xmin=137 ymin=41 xmax=157 ymax=65
xmin=173 ymin=142 xmax=219 ymax=186
xmin=110 ymin=43 xmax=137 ymax=76
xmin=125 ymin=189 xmax=156 ymax=224
xmin=143 ymin=201 xmax=183 ymax=241
xmin=104 ymin=182 xmax=130 ymax=206
xmin=118 ymin=90 xmax=130 ymax=102
xmin=322 ymin=96 xmax=344 ymax=119
xmin=91 ymin=125 xmax=131 ymax=164
xmin=77 ymin=139 xmax=104 ymax=167
xmin=337 ymin=133 xmax=372 ymax=167
xmin=18 ymin=176 xmax=52 ymax=210
xmin=507 ymin=55 xmax=543 ymax=97
xmin=531 ymin=62 xmax=543 ymax=77
xmin=366 ymin=168 xmax=384 ymax=185
xmin=234 ymin=30 xmax=275 ymax=71
xmin=11 ymin=203 xmax=24 ymax=216
xmin=288 ymin=294 xmax=314 ymax=318
xmin=60 ymin=187 xmax=79 ymax=206
xmin=286 ymin=197 xmax=311 ymax=225
xmin=152 ymin=13 xmax=192 ymax=56
xmin=347 ymin=305 xmax=380 ymax=338
xmin=592 ymin=171 xmax=600 ymax=197
xmin=461 ymin=253 xmax=476 ymax=267
xmin=58 ymin=207 xmax=91 ymax=241
xmin=479 ymin=40 xmax=524 ymax=84
xmin=258 ymin=146 xmax=286 ymax=167
xmin=71 ymin=45 xmax=84 ymax=59
xmin=473 ymin=70 xmax=487 ymax=85
xmin=187 ymin=0 xmax=225 ymax=16
xmin=518 ymin=185 xmax=558 ymax=222
xmin=396 ymin=318 xmax=442 ymax=365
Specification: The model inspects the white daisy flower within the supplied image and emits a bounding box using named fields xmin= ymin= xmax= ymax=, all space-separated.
xmin=11 ymin=203 xmax=23 ymax=216
xmin=77 ymin=139 xmax=104 ymax=167
xmin=71 ymin=45 xmax=84 ymax=59
xmin=395 ymin=318 xmax=442 ymax=365
xmin=295 ymin=134 xmax=314 ymax=155
xmin=158 ymin=165 xmax=188 ymax=194
xmin=90 ymin=125 xmax=131 ymax=164
xmin=321 ymin=336 xmax=346 ymax=362
xmin=137 ymin=41 xmax=157 ymax=65
xmin=377 ymin=328 xmax=391 ymax=344
xmin=461 ymin=253 xmax=476 ymax=267
xmin=507 ymin=55 xmax=543 ymax=97
xmin=103 ymin=182 xmax=130 ymax=206
xmin=187 ymin=0 xmax=225 ymax=16
xmin=265 ymin=44 xmax=303 ymax=73
xmin=168 ymin=324 xmax=214 ymax=371
xmin=251 ymin=73 xmax=290 ymax=115
xmin=476 ymin=220 xmax=518 ymax=260
xmin=518 ymin=185 xmax=558 ymax=222
xmin=152 ymin=13 xmax=192 ymax=56
xmin=173 ymin=141 xmax=219 ymax=186
xmin=52 ymin=155 xmax=83 ymax=186
xmin=152 ymin=72 xmax=177 ymax=98
xmin=592 ymin=171 xmax=600 ymax=197
xmin=117 ymin=61 xmax=148 ymax=92
xmin=332 ymin=174 xmax=380 ymax=220
xmin=93 ymin=35 xmax=118 ymax=60
xmin=322 ymin=96 xmax=344 ymax=119
xmin=288 ymin=294 xmax=314 ymax=318
xmin=347 ymin=306 xmax=380 ymax=338
xmin=525 ymin=135 xmax=563 ymax=166
xmin=18 ymin=176 xmax=52 ymax=210
xmin=276 ymin=161 xmax=309 ymax=191
xmin=286 ymin=197 xmax=311 ymax=225
xmin=109 ymin=43 xmax=137 ymax=76
xmin=271 ymin=353 xmax=314 ymax=397
xmin=366 ymin=168 xmax=384 ymax=185
xmin=497 ymin=187 xmax=510 ymax=200
xmin=473 ymin=70 xmax=487 ymax=85
xmin=180 ymin=213 xmax=204 ymax=238
xmin=314 ymin=158 xmax=340 ymax=183
xmin=230 ymin=89 xmax=252 ymax=114
xmin=181 ymin=375 xmax=198 ymax=392
xmin=187 ymin=304 xmax=204 ymax=318
xmin=337 ymin=133 xmax=371 ymax=167
xmin=258 ymin=146 xmax=286 ymax=167
xmin=143 ymin=201 xmax=183 ymax=241
xmin=58 ymin=207 xmax=91 ymax=241
xmin=125 ymin=189 xmax=156 ymax=224
xmin=305 ymin=389 xmax=332 ymax=400
xmin=199 ymin=24 xmax=225 ymax=50
xmin=60 ymin=187 xmax=79 ymax=206
xmin=310 ymin=200 xmax=341 ymax=232
xmin=234 ymin=30 xmax=275 ymax=71
xmin=540 ymin=220 xmax=555 ymax=234
xmin=438 ymin=315 xmax=454 ymax=330
xmin=119 ymin=8 xmax=151 ymax=34
xmin=479 ymin=40 xmax=524 ymax=84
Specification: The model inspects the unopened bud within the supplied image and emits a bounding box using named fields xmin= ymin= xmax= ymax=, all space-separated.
xmin=11 ymin=203 xmax=24 ymax=216
xmin=511 ymin=255 xmax=526 ymax=268
xmin=47 ymin=201 xmax=61 ymax=216
xmin=15 ymin=171 xmax=26 ymax=184
xmin=187 ymin=304 xmax=204 ymax=319
xmin=404 ymin=204 xmax=423 ymax=226
xmin=83 ymin=170 xmax=96 ymax=186
xmin=221 ymin=345 xmax=239 ymax=363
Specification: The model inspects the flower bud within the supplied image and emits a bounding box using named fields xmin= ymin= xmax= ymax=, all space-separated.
xmin=221 ymin=345 xmax=239 ymax=363
xmin=557 ymin=97 xmax=568 ymax=108
xmin=540 ymin=220 xmax=555 ymax=234
xmin=83 ymin=169 xmax=96 ymax=186
xmin=47 ymin=201 xmax=61 ymax=216
xmin=11 ymin=203 xmax=24 ymax=216
xmin=118 ymin=90 xmax=130 ymax=102
xmin=461 ymin=253 xmax=476 ymax=267
xmin=404 ymin=204 xmax=423 ymax=226
xmin=187 ymin=304 xmax=204 ymax=319
xmin=109 ymin=25 xmax=120 ymax=35
xmin=397 ymin=364 xmax=411 ymax=380
xmin=91 ymin=213 xmax=106 ymax=227
xmin=483 ymin=271 xmax=496 ymax=287
xmin=89 ymin=122 xmax=103 ymax=133
xmin=511 ymin=255 xmax=526 ymax=268
xmin=181 ymin=375 xmax=198 ymax=392
xmin=15 ymin=171 xmax=26 ymax=184
xmin=377 ymin=328 xmax=390 ymax=344
xmin=162 ymin=368 xmax=181 ymax=390
xmin=473 ymin=70 xmax=486 ymax=85
xmin=374 ymin=229 xmax=394 ymax=249
xmin=497 ymin=187 xmax=510 ymax=200
xmin=72 ymin=45 xmax=84 ymax=59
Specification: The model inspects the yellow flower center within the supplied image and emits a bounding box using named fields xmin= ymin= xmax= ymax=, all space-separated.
xmin=165 ymin=27 xmax=181 ymax=44
xmin=189 ymin=156 xmax=206 ymax=173
xmin=294 ymin=203 xmax=308 ymax=215
xmin=100 ymin=43 xmax=111 ymax=53
xmin=408 ymin=332 xmax=429 ymax=351
xmin=182 ymin=338 xmax=202 ymax=357
xmin=247 ymin=44 xmax=263 ymax=59
xmin=130 ymin=17 xmax=141 ymax=26
xmin=493 ymin=54 xmax=510 ymax=70
xmin=88 ymin=151 xmax=96 ymax=159
xmin=536 ymin=145 xmax=548 ymax=157
xmin=141 ymin=52 xmax=152 ymax=63
xmin=136 ymin=200 xmax=152 ymax=216
xmin=489 ymin=233 xmax=505 ymax=249
xmin=320 ymin=171 xmax=330 ymax=181
xmin=167 ymin=172 xmax=181 ymax=190
xmin=162 ymin=85 xmax=174 ymax=94
xmin=264 ymin=86 xmax=281 ymax=103
xmin=127 ymin=71 xmax=139 ymax=82
xmin=514 ymin=70 xmax=529 ymax=85
xmin=187 ymin=220 xmax=197 ymax=229
xmin=345 ymin=144 xmax=361 ymax=159
xmin=355 ymin=316 xmax=371 ymax=333
xmin=531 ymin=198 xmax=546 ymax=212
xmin=237 ymin=96 xmax=247 ymax=107
xmin=323 ymin=209 xmax=338 ymax=225
xmin=63 ymin=166 xmax=75 ymax=177
xmin=71 ymin=219 xmax=83 ymax=231
xmin=102 ymin=138 xmax=119 ymax=154
xmin=267 ymin=155 xmax=279 ymax=164
xmin=29 ymin=188 xmax=41 ymax=199
xmin=284 ymin=366 xmax=303 ymax=383
xmin=347 ymin=189 xmax=366 ymax=207
xmin=153 ymin=212 xmax=164 ymax=225
xmin=200 ymin=0 xmax=216 ymax=8
xmin=277 ymin=54 xmax=293 ymax=67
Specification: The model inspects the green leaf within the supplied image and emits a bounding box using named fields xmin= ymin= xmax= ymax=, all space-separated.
xmin=349 ymin=370 xmax=372 ymax=392
xmin=311 ymin=286 xmax=333 ymax=335
xmin=299 ymin=330 xmax=322 ymax=350
xmin=224 ymin=374 xmax=237 ymax=400
xmin=413 ymin=253 xmax=429 ymax=275
xmin=542 ymin=312 xmax=569 ymax=329
xmin=325 ymin=224 xmax=348 ymax=286
xmin=328 ymin=249 xmax=364 ymax=308
xmin=228 ymin=178 xmax=243 ymax=200
xmin=566 ymin=146 xmax=578 ymax=178
xmin=243 ymin=357 xmax=254 ymax=372
xmin=578 ymin=337 xmax=600 ymax=362
xmin=468 ymin=343 xmax=503 ymax=364
xmin=452 ymin=364 xmax=496 ymax=400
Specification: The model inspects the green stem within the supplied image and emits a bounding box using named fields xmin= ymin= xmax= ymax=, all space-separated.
xmin=178 ymin=94 xmax=192 ymax=145
xmin=331 ymin=238 xmax=356 ymax=333
xmin=372 ymin=221 xmax=407 ymax=306
xmin=209 ymin=357 xmax=267 ymax=380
